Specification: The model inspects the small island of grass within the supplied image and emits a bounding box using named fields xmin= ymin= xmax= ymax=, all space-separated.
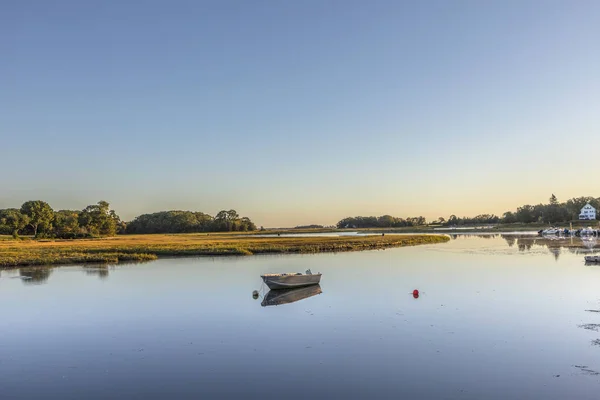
xmin=0 ymin=233 xmax=449 ymax=268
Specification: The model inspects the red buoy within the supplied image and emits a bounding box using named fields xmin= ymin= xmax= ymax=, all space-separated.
xmin=412 ymin=289 xmax=419 ymax=299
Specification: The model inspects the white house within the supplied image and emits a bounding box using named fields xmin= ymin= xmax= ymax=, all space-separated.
xmin=579 ymin=203 xmax=596 ymax=220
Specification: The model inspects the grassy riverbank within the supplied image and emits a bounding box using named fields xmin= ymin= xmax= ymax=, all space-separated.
xmin=0 ymin=233 xmax=449 ymax=268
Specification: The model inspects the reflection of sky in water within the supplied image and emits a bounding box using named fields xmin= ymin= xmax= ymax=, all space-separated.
xmin=1 ymin=236 xmax=600 ymax=399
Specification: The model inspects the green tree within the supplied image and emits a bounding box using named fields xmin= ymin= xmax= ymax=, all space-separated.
xmin=227 ymin=210 xmax=239 ymax=221
xmin=214 ymin=209 xmax=242 ymax=231
xmin=515 ymin=205 xmax=535 ymax=223
xmin=240 ymin=217 xmax=257 ymax=231
xmin=79 ymin=201 xmax=120 ymax=236
xmin=502 ymin=211 xmax=516 ymax=223
xmin=549 ymin=194 xmax=558 ymax=205
xmin=53 ymin=210 xmax=81 ymax=238
xmin=20 ymin=200 xmax=54 ymax=237
xmin=378 ymin=215 xmax=395 ymax=228
xmin=0 ymin=209 xmax=30 ymax=237
xmin=125 ymin=211 xmax=216 ymax=234
xmin=214 ymin=210 xmax=229 ymax=231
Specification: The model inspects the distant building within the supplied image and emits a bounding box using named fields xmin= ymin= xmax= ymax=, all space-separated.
xmin=579 ymin=203 xmax=596 ymax=220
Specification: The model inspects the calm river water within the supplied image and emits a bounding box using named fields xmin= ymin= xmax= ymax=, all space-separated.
xmin=1 ymin=235 xmax=600 ymax=399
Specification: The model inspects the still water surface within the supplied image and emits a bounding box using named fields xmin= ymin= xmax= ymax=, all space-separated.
xmin=1 ymin=235 xmax=600 ymax=399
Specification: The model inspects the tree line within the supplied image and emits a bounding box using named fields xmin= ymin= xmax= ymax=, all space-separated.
xmin=0 ymin=201 xmax=257 ymax=238
xmin=500 ymin=195 xmax=599 ymax=224
xmin=336 ymin=195 xmax=600 ymax=228
xmin=0 ymin=200 xmax=123 ymax=238
xmin=3 ymin=194 xmax=597 ymax=238
xmin=125 ymin=209 xmax=256 ymax=234
xmin=438 ymin=195 xmax=600 ymax=226
xmin=336 ymin=215 xmax=427 ymax=228
xmin=435 ymin=214 xmax=501 ymax=226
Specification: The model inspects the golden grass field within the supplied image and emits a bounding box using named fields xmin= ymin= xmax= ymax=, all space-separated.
xmin=0 ymin=233 xmax=449 ymax=267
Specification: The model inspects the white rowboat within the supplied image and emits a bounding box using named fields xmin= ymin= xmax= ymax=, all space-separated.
xmin=260 ymin=270 xmax=321 ymax=290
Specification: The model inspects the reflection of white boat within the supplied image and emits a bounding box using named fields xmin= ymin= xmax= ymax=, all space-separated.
xmin=542 ymin=228 xmax=560 ymax=235
xmin=541 ymin=228 xmax=577 ymax=237
xmin=261 ymin=270 xmax=321 ymax=289
xmin=261 ymin=285 xmax=322 ymax=307
xmin=582 ymin=236 xmax=598 ymax=250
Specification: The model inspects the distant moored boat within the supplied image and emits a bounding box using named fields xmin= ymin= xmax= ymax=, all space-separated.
xmin=580 ymin=227 xmax=596 ymax=236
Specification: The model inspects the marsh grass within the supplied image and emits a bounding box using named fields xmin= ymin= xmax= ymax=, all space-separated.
xmin=0 ymin=233 xmax=449 ymax=267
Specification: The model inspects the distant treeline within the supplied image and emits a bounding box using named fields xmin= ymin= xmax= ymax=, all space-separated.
xmin=438 ymin=195 xmax=600 ymax=225
xmin=500 ymin=195 xmax=599 ymax=224
xmin=0 ymin=201 xmax=257 ymax=238
xmin=294 ymin=224 xmax=324 ymax=229
xmin=337 ymin=195 xmax=600 ymax=228
xmin=0 ymin=200 xmax=124 ymax=238
xmin=436 ymin=214 xmax=501 ymax=226
xmin=125 ymin=209 xmax=256 ymax=234
xmin=3 ymin=194 xmax=597 ymax=239
xmin=337 ymin=215 xmax=427 ymax=228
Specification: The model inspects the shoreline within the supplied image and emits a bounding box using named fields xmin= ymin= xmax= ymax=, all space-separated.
xmin=256 ymin=222 xmax=600 ymax=235
xmin=0 ymin=233 xmax=449 ymax=268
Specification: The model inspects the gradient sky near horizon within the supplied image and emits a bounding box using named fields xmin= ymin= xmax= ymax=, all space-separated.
xmin=2 ymin=1 xmax=600 ymax=227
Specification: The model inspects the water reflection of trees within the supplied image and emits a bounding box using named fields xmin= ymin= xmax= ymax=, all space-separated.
xmin=500 ymin=235 xmax=600 ymax=259
xmin=516 ymin=238 xmax=534 ymax=252
xmin=449 ymin=234 xmax=500 ymax=240
xmin=19 ymin=267 xmax=53 ymax=285
xmin=447 ymin=234 xmax=588 ymax=259
xmin=83 ymin=265 xmax=110 ymax=279
xmin=548 ymin=246 xmax=561 ymax=261
xmin=12 ymin=264 xmax=113 ymax=285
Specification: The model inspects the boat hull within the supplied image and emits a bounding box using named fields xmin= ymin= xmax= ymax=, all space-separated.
xmin=261 ymin=273 xmax=321 ymax=289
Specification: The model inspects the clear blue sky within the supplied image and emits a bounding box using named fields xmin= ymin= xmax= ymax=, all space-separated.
xmin=2 ymin=1 xmax=600 ymax=226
